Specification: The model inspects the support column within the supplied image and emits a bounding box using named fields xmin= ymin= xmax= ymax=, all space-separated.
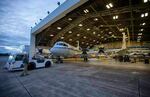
xmin=29 ymin=33 xmax=36 ymax=60
xmin=122 ymin=33 xmax=127 ymax=49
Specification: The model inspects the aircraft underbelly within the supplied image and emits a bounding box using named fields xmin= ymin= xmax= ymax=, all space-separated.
xmin=51 ymin=47 xmax=79 ymax=57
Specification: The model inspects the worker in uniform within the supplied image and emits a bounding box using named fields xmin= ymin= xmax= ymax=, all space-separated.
xmin=82 ymin=48 xmax=88 ymax=62
xmin=20 ymin=55 xmax=29 ymax=76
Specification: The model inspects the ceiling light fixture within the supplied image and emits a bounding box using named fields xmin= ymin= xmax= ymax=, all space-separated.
xmin=106 ymin=3 xmax=113 ymax=9
xmin=69 ymin=39 xmax=72 ymax=41
xmin=94 ymin=18 xmax=98 ymax=21
xmin=83 ymin=36 xmax=87 ymax=39
xmin=57 ymin=27 xmax=62 ymax=30
xmin=141 ymin=12 xmax=148 ymax=17
xmin=77 ymin=34 xmax=80 ymax=36
xmin=113 ymin=15 xmax=118 ymax=20
xmin=140 ymin=29 xmax=144 ymax=31
xmin=68 ymin=31 xmax=72 ymax=33
xmin=93 ymin=32 xmax=96 ymax=34
xmin=61 ymin=37 xmax=64 ymax=39
xmin=83 ymin=9 xmax=89 ymax=13
xmin=140 ymin=22 xmax=146 ymax=26
xmin=50 ymin=34 xmax=54 ymax=37
xmin=143 ymin=0 xmax=148 ymax=3
xmin=78 ymin=24 xmax=83 ymax=27
xmin=145 ymin=12 xmax=148 ymax=17
xmin=109 ymin=32 xmax=112 ymax=34
xmin=138 ymin=33 xmax=142 ymax=35
xmin=68 ymin=18 xmax=72 ymax=21
xmin=87 ymin=28 xmax=90 ymax=31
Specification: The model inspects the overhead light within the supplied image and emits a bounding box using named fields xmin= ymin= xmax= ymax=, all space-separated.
xmin=83 ymin=36 xmax=87 ymax=39
xmin=138 ymin=33 xmax=142 ymax=35
xmin=113 ymin=16 xmax=116 ymax=20
xmin=69 ymin=39 xmax=72 ymax=41
xmin=119 ymin=28 xmax=124 ymax=31
xmin=83 ymin=9 xmax=89 ymax=13
xmin=101 ymin=36 xmax=104 ymax=38
xmin=61 ymin=37 xmax=64 ymax=39
xmin=68 ymin=31 xmax=72 ymax=33
xmin=113 ymin=15 xmax=118 ymax=20
xmin=68 ymin=18 xmax=72 ymax=21
xmin=145 ymin=12 xmax=148 ymax=17
xmin=98 ymin=34 xmax=100 ymax=36
xmin=100 ymin=25 xmax=103 ymax=27
xmin=106 ymin=5 xmax=110 ymax=9
xmin=94 ymin=18 xmax=98 ymax=21
xmin=87 ymin=28 xmax=90 ymax=31
xmin=140 ymin=29 xmax=144 ymax=31
xmin=140 ymin=22 xmax=146 ymax=26
xmin=106 ymin=3 xmax=113 ymax=9
xmin=141 ymin=12 xmax=148 ymax=17
xmin=109 ymin=32 xmax=112 ymax=34
xmin=93 ymin=32 xmax=96 ymax=34
xmin=57 ymin=27 xmax=61 ymax=30
xmin=50 ymin=34 xmax=54 ymax=37
xmin=143 ymin=0 xmax=148 ymax=3
xmin=77 ymin=34 xmax=80 ymax=36
xmin=143 ymin=22 xmax=146 ymax=25
xmin=78 ymin=24 xmax=83 ymax=27
xmin=109 ymin=3 xmax=113 ymax=7
xmin=141 ymin=14 xmax=144 ymax=17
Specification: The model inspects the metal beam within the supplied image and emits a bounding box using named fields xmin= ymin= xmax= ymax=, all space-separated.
xmin=49 ymin=16 xmax=88 ymax=46
xmin=47 ymin=4 xmax=150 ymax=46
xmin=73 ymin=5 xmax=150 ymax=18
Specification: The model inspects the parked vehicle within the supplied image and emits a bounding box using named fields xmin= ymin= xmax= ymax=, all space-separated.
xmin=5 ymin=53 xmax=53 ymax=71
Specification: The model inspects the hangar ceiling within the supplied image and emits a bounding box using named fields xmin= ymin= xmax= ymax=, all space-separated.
xmin=35 ymin=0 xmax=150 ymax=48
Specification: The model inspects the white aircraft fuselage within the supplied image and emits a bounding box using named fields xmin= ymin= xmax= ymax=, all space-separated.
xmin=50 ymin=41 xmax=81 ymax=57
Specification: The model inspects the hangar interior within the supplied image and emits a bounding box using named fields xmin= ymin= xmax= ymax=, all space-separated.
xmin=30 ymin=0 xmax=150 ymax=58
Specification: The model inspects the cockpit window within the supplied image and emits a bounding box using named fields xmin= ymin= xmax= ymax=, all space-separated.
xmin=57 ymin=43 xmax=68 ymax=47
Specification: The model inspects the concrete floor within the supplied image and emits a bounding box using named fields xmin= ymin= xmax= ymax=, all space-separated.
xmin=0 ymin=56 xmax=150 ymax=97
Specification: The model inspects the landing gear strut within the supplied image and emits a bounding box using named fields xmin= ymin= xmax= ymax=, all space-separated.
xmin=56 ymin=56 xmax=63 ymax=63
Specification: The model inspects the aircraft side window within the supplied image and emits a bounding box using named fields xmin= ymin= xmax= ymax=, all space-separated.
xmin=63 ymin=44 xmax=68 ymax=47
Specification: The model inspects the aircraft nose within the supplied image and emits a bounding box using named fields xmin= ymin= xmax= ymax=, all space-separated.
xmin=50 ymin=48 xmax=54 ymax=53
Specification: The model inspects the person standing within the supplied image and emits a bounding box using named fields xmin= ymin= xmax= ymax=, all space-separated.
xmin=20 ymin=54 xmax=29 ymax=76
xmin=82 ymin=48 xmax=88 ymax=62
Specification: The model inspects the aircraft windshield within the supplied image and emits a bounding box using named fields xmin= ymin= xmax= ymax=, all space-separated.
xmin=57 ymin=43 xmax=68 ymax=47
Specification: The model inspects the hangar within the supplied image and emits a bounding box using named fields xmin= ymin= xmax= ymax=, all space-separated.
xmin=30 ymin=0 xmax=150 ymax=59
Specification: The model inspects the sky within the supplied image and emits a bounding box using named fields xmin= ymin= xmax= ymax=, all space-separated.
xmin=0 ymin=0 xmax=66 ymax=53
